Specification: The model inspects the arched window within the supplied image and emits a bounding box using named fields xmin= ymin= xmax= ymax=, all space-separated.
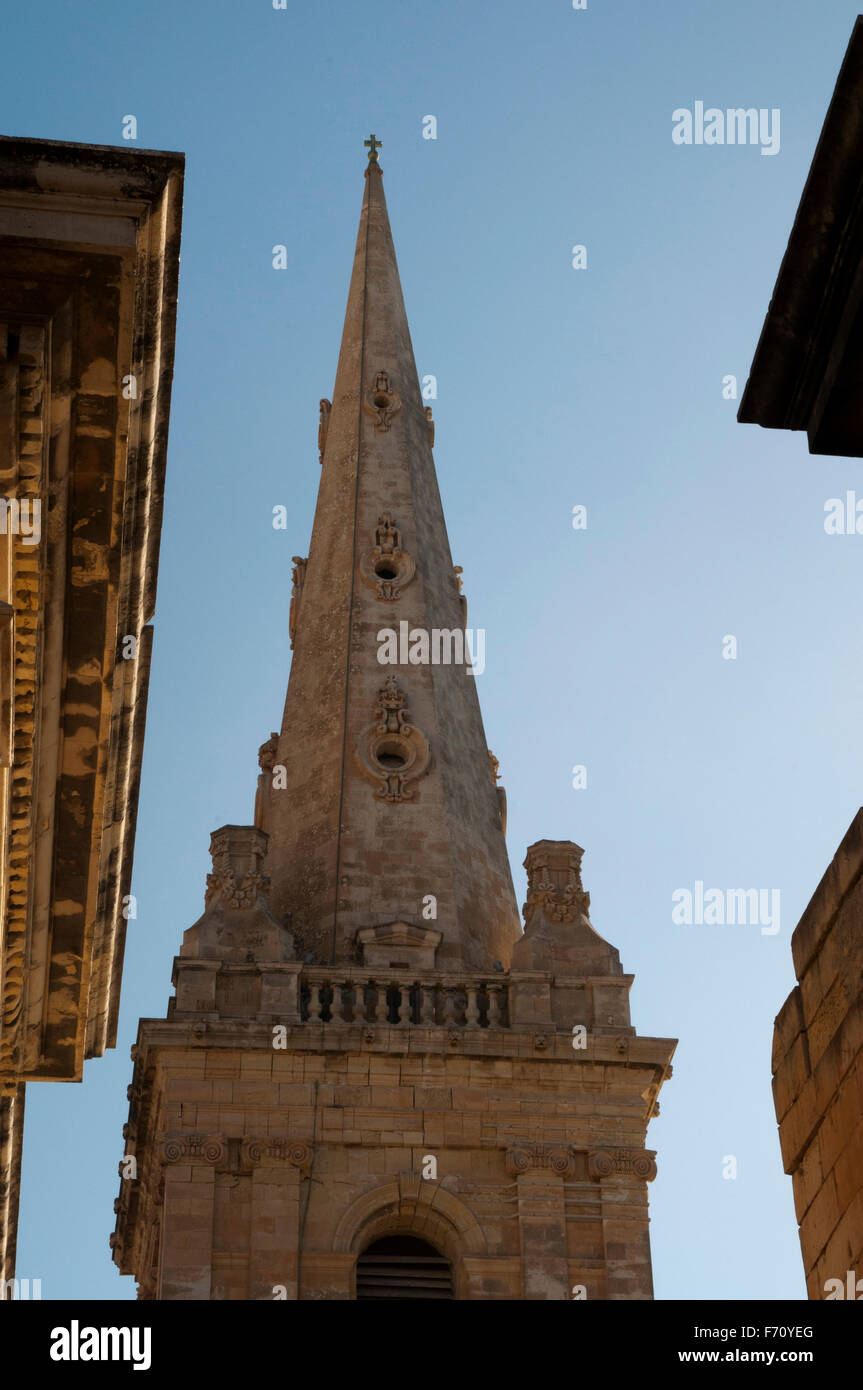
xmin=355 ymin=1234 xmax=454 ymax=1300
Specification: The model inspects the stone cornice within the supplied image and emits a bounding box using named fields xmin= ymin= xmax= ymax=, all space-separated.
xmin=0 ymin=140 xmax=184 ymax=1084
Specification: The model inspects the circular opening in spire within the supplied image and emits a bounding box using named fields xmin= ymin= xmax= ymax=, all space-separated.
xmin=375 ymin=739 xmax=407 ymax=771
xmin=375 ymin=562 xmax=398 ymax=581
xmin=373 ymin=393 xmax=391 ymax=409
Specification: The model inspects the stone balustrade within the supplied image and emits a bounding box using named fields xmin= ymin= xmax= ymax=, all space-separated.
xmin=298 ymin=974 xmax=509 ymax=1028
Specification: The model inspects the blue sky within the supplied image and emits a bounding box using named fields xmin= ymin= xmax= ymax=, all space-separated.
xmin=8 ymin=0 xmax=863 ymax=1299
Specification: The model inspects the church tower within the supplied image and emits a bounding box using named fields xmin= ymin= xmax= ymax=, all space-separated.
xmin=111 ymin=141 xmax=676 ymax=1301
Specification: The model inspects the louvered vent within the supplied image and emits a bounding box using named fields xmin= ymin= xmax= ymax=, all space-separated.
xmin=356 ymin=1235 xmax=454 ymax=1300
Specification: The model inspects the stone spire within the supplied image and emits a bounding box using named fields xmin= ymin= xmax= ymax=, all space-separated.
xmin=258 ymin=143 xmax=520 ymax=971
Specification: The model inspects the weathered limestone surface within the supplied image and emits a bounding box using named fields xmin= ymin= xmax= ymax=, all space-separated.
xmin=0 ymin=136 xmax=183 ymax=1285
xmin=113 ymin=148 xmax=674 ymax=1300
xmin=772 ymin=808 xmax=863 ymax=1298
xmin=261 ymin=156 xmax=521 ymax=973
xmin=113 ymin=827 xmax=674 ymax=1299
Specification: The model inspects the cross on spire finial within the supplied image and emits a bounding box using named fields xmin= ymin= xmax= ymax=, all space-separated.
xmin=365 ymin=133 xmax=381 ymax=163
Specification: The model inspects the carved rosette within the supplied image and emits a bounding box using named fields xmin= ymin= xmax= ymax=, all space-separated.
xmin=358 ymin=675 xmax=430 ymax=803
xmin=362 ymin=370 xmax=401 ymax=431
xmin=360 ymin=512 xmax=415 ymax=601
xmin=505 ymin=1144 xmax=576 ymax=1178
xmin=588 ymin=1148 xmax=657 ymax=1182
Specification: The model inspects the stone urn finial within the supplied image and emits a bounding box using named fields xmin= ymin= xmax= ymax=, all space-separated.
xmin=180 ymin=825 xmax=295 ymax=962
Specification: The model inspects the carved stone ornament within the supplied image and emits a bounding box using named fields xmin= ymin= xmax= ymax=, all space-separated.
xmin=205 ymin=825 xmax=271 ymax=910
xmin=522 ymin=844 xmax=591 ymax=929
xmin=160 ymin=1134 xmax=313 ymax=1175
xmin=240 ymin=1138 xmax=313 ymax=1173
xmin=258 ymin=731 xmax=278 ymax=773
xmin=505 ymin=1144 xmax=576 ymax=1178
xmin=161 ymin=1134 xmax=226 ymax=1165
xmin=289 ymin=556 xmax=307 ymax=648
xmin=425 ymin=405 xmax=435 ymax=447
xmin=588 ymin=1148 xmax=657 ymax=1182
xmin=318 ymin=398 xmax=331 ymax=463
xmin=363 ymin=370 xmax=401 ymax=431
xmin=357 ymin=674 xmax=430 ymax=803
xmin=360 ymin=511 xmax=415 ymax=600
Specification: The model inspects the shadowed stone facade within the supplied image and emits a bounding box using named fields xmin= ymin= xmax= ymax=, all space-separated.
xmin=112 ymin=146 xmax=674 ymax=1300
xmin=739 ymin=18 xmax=863 ymax=1297
xmin=772 ymin=811 xmax=863 ymax=1299
xmin=0 ymin=136 xmax=183 ymax=1287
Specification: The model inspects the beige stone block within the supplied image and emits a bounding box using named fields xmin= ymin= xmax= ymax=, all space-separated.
xmin=772 ymin=1033 xmax=810 ymax=1122
xmin=817 ymin=1187 xmax=863 ymax=1285
xmin=166 ymin=1079 xmax=213 ymax=1102
xmin=792 ymin=1132 xmax=823 ymax=1223
xmin=831 ymin=1112 xmax=863 ymax=1212
xmin=231 ymin=1081 xmax=278 ymax=1104
xmin=278 ymin=1082 xmax=316 ymax=1105
xmin=800 ymin=1172 xmax=840 ymax=1270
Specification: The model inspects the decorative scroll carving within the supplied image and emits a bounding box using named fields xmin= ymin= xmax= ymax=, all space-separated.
xmin=358 ymin=675 xmax=430 ymax=803
xmin=360 ymin=511 xmax=415 ymax=600
xmin=588 ymin=1148 xmax=657 ymax=1182
xmin=318 ymin=399 xmax=331 ymax=463
xmin=289 ymin=557 xmax=307 ymax=648
xmin=160 ymin=1134 xmax=313 ymax=1174
xmin=523 ymin=844 xmax=591 ymax=929
xmin=363 ymin=370 xmax=401 ymax=431
xmin=240 ymin=1138 xmax=312 ymax=1172
xmin=505 ymin=1144 xmax=575 ymax=1178
xmin=258 ymin=732 xmax=278 ymax=773
xmin=161 ymin=1134 xmax=226 ymax=1165
xmin=453 ymin=565 xmax=467 ymax=626
xmin=205 ymin=825 xmax=271 ymax=909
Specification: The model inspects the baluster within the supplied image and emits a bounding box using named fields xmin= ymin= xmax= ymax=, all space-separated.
xmin=421 ymin=983 xmax=437 ymax=1025
xmin=398 ymin=981 xmax=413 ymax=1025
xmin=353 ymin=979 xmax=366 ymax=1024
xmin=486 ymin=984 xmax=503 ymax=1027
xmin=441 ymin=987 xmax=456 ymax=1025
xmin=374 ymin=981 xmax=389 ymax=1024
xmin=330 ymin=980 xmax=345 ymax=1023
xmin=308 ymin=980 xmax=323 ymax=1023
xmin=465 ymin=986 xmax=480 ymax=1029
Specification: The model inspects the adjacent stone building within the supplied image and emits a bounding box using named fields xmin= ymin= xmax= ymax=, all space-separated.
xmin=739 ymin=19 xmax=863 ymax=1298
xmin=0 ymin=136 xmax=183 ymax=1288
xmin=112 ymin=141 xmax=675 ymax=1300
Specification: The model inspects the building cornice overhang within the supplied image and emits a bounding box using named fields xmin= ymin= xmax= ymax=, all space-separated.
xmin=0 ymin=135 xmax=184 ymax=1084
xmin=738 ymin=17 xmax=863 ymax=455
